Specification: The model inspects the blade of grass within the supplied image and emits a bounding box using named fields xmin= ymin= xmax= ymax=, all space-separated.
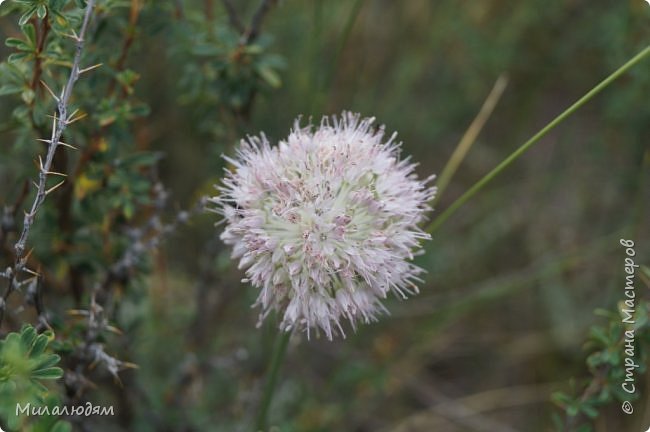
xmin=434 ymin=74 xmax=508 ymax=204
xmin=310 ymin=0 xmax=365 ymax=113
xmin=323 ymin=0 xmax=365 ymax=92
xmin=308 ymin=0 xmax=324 ymax=113
xmin=427 ymin=45 xmax=650 ymax=234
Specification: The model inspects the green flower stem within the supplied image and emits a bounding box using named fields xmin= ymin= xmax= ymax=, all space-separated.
xmin=427 ymin=44 xmax=650 ymax=234
xmin=255 ymin=329 xmax=291 ymax=431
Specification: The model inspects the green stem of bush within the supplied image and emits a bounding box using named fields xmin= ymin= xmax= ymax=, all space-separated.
xmin=427 ymin=44 xmax=650 ymax=234
xmin=255 ymin=329 xmax=291 ymax=431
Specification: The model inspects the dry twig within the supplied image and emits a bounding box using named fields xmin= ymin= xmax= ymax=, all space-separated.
xmin=0 ymin=0 xmax=97 ymax=327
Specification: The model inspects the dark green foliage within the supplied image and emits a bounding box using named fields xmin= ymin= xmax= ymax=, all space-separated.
xmin=0 ymin=0 xmax=285 ymax=430
xmin=0 ymin=325 xmax=68 ymax=432
xmin=552 ymin=298 xmax=650 ymax=431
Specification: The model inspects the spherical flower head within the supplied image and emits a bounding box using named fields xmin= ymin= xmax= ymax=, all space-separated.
xmin=210 ymin=112 xmax=436 ymax=340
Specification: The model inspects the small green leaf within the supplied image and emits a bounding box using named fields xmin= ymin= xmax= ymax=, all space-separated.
xmin=5 ymin=38 xmax=30 ymax=51
xmin=49 ymin=0 xmax=67 ymax=12
xmin=551 ymin=391 xmax=571 ymax=406
xmin=581 ymin=403 xmax=598 ymax=419
xmin=123 ymin=202 xmax=134 ymax=220
xmin=3 ymin=332 xmax=20 ymax=348
xmin=8 ymin=52 xmax=31 ymax=63
xmin=566 ymin=404 xmax=579 ymax=417
xmin=36 ymin=4 xmax=47 ymax=19
xmin=30 ymin=334 xmax=49 ymax=357
xmin=21 ymin=88 xmax=36 ymax=104
xmin=244 ymin=44 xmax=263 ymax=55
xmin=257 ymin=65 xmax=281 ymax=88
xmin=35 ymin=354 xmax=61 ymax=371
xmin=33 ymin=380 xmax=49 ymax=393
xmin=20 ymin=326 xmax=37 ymax=350
xmin=31 ymin=367 xmax=63 ymax=380
xmin=23 ymin=23 xmax=37 ymax=46
xmin=0 ymin=85 xmax=23 ymax=96
xmin=19 ymin=7 xmax=37 ymax=26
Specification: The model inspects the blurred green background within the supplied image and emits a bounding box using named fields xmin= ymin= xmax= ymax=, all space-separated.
xmin=1 ymin=0 xmax=650 ymax=431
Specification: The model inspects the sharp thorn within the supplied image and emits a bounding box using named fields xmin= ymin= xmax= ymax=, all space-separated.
xmin=105 ymin=325 xmax=124 ymax=335
xmin=66 ymin=309 xmax=90 ymax=317
xmin=45 ymin=170 xmax=68 ymax=177
xmin=66 ymin=112 xmax=87 ymax=125
xmin=50 ymin=114 xmax=57 ymax=140
xmin=58 ymin=142 xmax=78 ymax=150
xmin=39 ymin=80 xmax=59 ymax=102
xmin=23 ymin=267 xmax=41 ymax=277
xmin=24 ymin=248 xmax=35 ymax=261
xmin=79 ymin=63 xmax=103 ymax=74
xmin=121 ymin=361 xmax=139 ymax=370
xmin=45 ymin=180 xmax=65 ymax=195
xmin=37 ymin=138 xmax=77 ymax=151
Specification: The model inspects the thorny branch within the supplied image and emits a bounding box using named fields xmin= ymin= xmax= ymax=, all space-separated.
xmin=59 ymin=0 xmax=142 ymax=305
xmin=15 ymin=0 xmax=96 ymax=259
xmin=98 ymin=184 xmax=200 ymax=302
xmin=246 ymin=0 xmax=278 ymax=44
xmin=106 ymin=0 xmax=142 ymax=96
xmin=65 ymin=184 xmax=203 ymax=400
xmin=220 ymin=0 xmax=244 ymax=34
xmin=0 ymin=0 xmax=97 ymax=327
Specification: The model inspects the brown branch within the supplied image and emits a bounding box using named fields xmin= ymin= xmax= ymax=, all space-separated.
xmin=0 ymin=0 xmax=97 ymax=327
xmin=172 ymin=0 xmax=184 ymax=20
xmin=65 ymin=188 xmax=199 ymax=404
xmin=30 ymin=17 xmax=50 ymax=96
xmin=220 ymin=0 xmax=276 ymax=44
xmin=245 ymin=0 xmax=278 ymax=44
xmin=106 ymin=0 xmax=141 ymax=97
xmin=204 ymin=0 xmax=214 ymax=22
xmin=27 ymin=17 xmax=51 ymax=138
xmin=220 ymin=0 xmax=244 ymax=34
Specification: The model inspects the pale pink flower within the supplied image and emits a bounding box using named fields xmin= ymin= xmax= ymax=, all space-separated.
xmin=210 ymin=112 xmax=436 ymax=339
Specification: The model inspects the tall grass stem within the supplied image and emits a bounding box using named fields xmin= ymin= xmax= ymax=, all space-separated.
xmin=427 ymin=45 xmax=650 ymax=234
xmin=434 ymin=74 xmax=508 ymax=204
